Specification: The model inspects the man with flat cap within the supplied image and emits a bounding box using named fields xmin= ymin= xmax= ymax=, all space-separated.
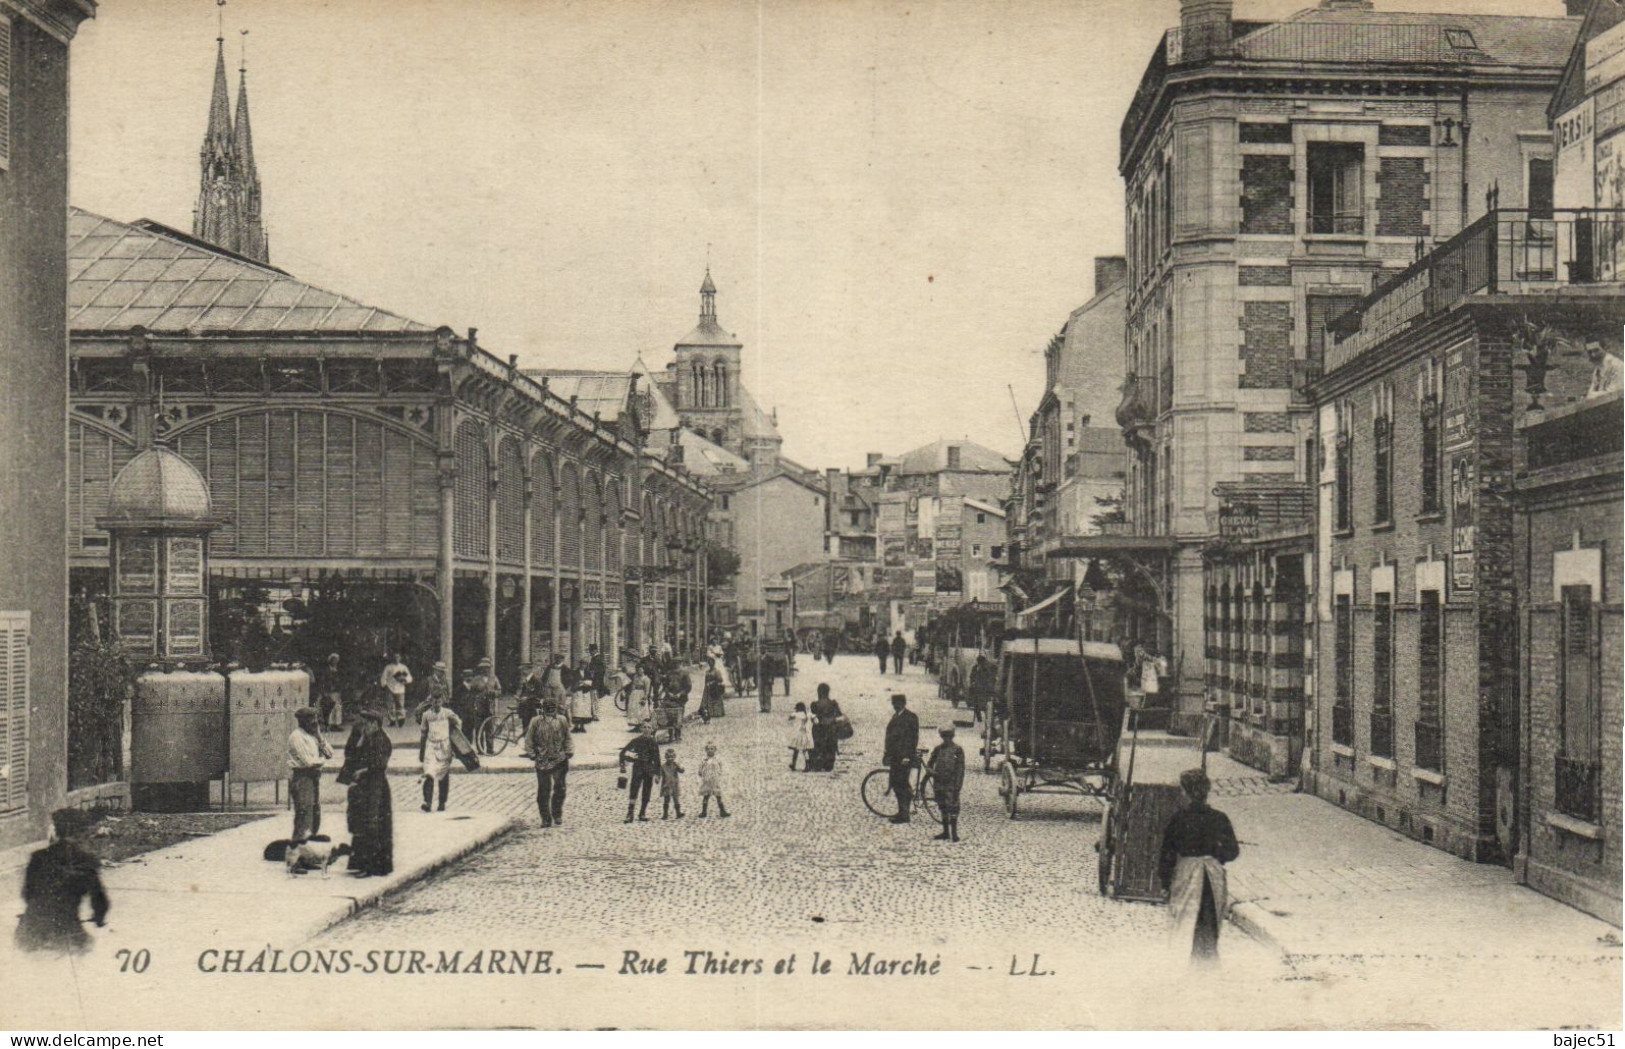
xmin=927 ymin=725 xmax=965 ymax=842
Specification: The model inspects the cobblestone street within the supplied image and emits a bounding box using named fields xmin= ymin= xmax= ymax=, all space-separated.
xmin=301 ymin=655 xmax=1620 ymax=1030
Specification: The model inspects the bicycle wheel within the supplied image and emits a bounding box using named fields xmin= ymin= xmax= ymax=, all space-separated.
xmin=474 ymin=714 xmax=500 ymax=756
xmin=860 ymin=768 xmax=896 ymax=818
xmin=495 ymin=716 xmax=514 ymax=754
xmin=916 ymin=772 xmax=938 ymax=821
xmin=615 ymin=689 xmax=630 ymax=714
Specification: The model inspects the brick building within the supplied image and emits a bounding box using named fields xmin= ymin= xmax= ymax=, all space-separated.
xmin=1118 ymin=0 xmax=1578 ymax=732
xmin=1307 ymin=220 xmax=1622 ymax=863
xmin=0 ymin=0 xmax=96 ymax=850
xmin=1509 ymin=0 xmax=1625 ymax=923
xmin=1514 ymin=392 xmax=1622 ymax=923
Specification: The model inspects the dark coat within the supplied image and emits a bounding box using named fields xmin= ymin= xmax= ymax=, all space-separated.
xmin=891 ymin=635 xmax=907 ymax=657
xmin=1157 ymin=803 xmax=1240 ymax=890
xmin=883 ymin=708 xmax=920 ymax=767
xmin=874 ymin=638 xmax=890 ymax=659
xmin=15 ymin=841 xmax=109 ymax=954
xmin=345 ymin=724 xmax=395 ymax=876
xmin=620 ymin=733 xmax=661 ymax=771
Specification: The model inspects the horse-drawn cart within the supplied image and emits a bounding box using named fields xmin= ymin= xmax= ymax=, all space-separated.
xmin=990 ymin=638 xmax=1127 ymax=818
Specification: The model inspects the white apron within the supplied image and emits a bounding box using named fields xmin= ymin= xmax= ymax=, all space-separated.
xmin=1166 ymin=855 xmax=1227 ymax=957
xmin=421 ymin=708 xmax=455 ymax=780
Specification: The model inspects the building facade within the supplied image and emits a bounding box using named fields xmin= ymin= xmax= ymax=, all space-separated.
xmin=1307 ymin=224 xmax=1622 ymax=863
xmin=0 ymin=0 xmax=96 ymax=849
xmin=66 ymin=210 xmax=710 ymax=691
xmin=1118 ymin=0 xmax=1577 ymax=730
xmin=729 ymin=471 xmax=826 ymax=637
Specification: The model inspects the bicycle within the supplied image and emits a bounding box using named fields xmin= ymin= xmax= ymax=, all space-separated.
xmin=478 ymin=709 xmax=525 ymax=755
xmin=860 ymin=748 xmax=938 ymax=821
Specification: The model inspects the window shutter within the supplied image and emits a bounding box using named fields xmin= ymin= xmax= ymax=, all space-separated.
xmin=0 ymin=16 xmax=12 ymax=170
xmin=0 ymin=611 xmax=29 ymax=814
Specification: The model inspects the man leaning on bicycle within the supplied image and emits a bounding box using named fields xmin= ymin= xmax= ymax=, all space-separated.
xmin=882 ymin=693 xmax=920 ymax=824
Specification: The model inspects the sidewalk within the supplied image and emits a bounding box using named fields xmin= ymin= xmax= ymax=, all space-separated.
xmin=1218 ymin=792 xmax=1621 ymax=962
xmin=3 ymin=807 xmax=517 ymax=965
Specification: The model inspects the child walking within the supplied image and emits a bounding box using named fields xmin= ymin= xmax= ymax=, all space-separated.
xmin=660 ymin=749 xmax=685 ymax=819
xmin=786 ymin=702 xmax=814 ymax=771
xmin=697 ymin=743 xmax=730 ymax=818
xmin=926 ymin=726 xmax=966 ymax=842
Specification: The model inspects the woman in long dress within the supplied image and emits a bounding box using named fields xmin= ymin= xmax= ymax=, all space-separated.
xmin=1158 ymin=768 xmax=1240 ymax=963
xmin=344 ymin=707 xmax=395 ymax=877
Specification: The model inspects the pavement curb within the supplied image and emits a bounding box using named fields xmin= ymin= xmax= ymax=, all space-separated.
xmin=385 ymin=760 xmax=617 ymax=776
xmin=296 ymin=815 xmax=523 ymax=944
xmin=1226 ymin=900 xmax=1289 ymax=957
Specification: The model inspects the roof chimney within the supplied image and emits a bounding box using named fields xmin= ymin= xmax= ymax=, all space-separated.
xmin=1319 ymin=0 xmax=1374 ymax=8
xmin=1094 ymin=256 xmax=1128 ymax=297
xmin=866 ymin=453 xmax=883 ymax=468
xmin=1180 ymin=0 xmax=1232 ymax=60
xmin=1565 ymin=0 xmax=1588 ymax=15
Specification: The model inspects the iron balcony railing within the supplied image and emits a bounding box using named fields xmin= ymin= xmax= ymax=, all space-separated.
xmin=1414 ymin=720 xmax=1443 ymax=773
xmin=1556 ymin=756 xmax=1603 ymax=824
xmin=1332 ymin=703 xmax=1354 ymax=747
xmin=1370 ymin=710 xmax=1395 ymax=759
xmin=1327 ymin=208 xmax=1625 ymax=372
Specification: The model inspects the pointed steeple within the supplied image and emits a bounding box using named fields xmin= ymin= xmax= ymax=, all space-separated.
xmin=203 ymin=37 xmax=233 ymax=167
xmin=193 ymin=16 xmax=270 ymax=264
xmin=700 ymin=267 xmax=717 ymax=322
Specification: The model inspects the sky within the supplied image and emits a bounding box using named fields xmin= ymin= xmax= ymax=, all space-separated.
xmin=68 ymin=0 xmax=1568 ymax=471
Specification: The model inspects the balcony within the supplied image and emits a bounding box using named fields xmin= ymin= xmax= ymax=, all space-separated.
xmin=1370 ymin=710 xmax=1395 ymax=759
xmin=1115 ymin=374 xmax=1158 ymax=451
xmin=1556 ymin=756 xmax=1602 ymax=824
xmin=1332 ymin=703 xmax=1354 ymax=747
xmin=1414 ymin=720 xmax=1443 ymax=773
xmin=1326 ymin=208 xmax=1625 ymax=373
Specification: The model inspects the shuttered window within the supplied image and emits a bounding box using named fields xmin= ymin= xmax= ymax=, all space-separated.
xmin=0 ymin=16 xmax=12 ymax=171
xmin=1372 ymin=592 xmax=1393 ymax=712
xmin=1560 ymin=585 xmax=1598 ymax=761
xmin=1418 ymin=589 xmax=1442 ymax=725
xmin=1334 ymin=595 xmax=1353 ymax=705
xmin=0 ymin=612 xmax=28 ymax=814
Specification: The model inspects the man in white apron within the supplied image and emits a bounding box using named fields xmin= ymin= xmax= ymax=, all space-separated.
xmin=419 ymin=691 xmax=463 ymax=812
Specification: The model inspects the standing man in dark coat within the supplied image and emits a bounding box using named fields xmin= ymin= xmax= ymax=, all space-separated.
xmin=969 ymin=654 xmax=998 ymax=725
xmin=873 ymin=635 xmax=890 ymax=674
xmin=882 ymin=693 xmax=920 ymax=823
xmin=618 ymin=721 xmax=661 ymax=823
xmin=14 ymin=809 xmax=109 ymax=954
xmin=890 ymin=631 xmax=907 ymax=674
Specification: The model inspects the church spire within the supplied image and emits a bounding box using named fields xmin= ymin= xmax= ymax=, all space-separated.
xmin=700 ymin=267 xmax=717 ymax=322
xmin=193 ymin=6 xmax=270 ymax=264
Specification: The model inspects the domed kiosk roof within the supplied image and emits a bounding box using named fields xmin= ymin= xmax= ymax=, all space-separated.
xmin=103 ymin=447 xmax=216 ymax=528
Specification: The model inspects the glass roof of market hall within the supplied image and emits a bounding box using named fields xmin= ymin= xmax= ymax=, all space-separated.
xmin=67 ymin=208 xmax=431 ymax=335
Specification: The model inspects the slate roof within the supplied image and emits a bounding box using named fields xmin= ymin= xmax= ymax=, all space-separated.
xmin=68 ymin=209 xmax=430 ymax=335
xmin=675 ymin=316 xmax=742 ymax=348
xmin=897 ymin=439 xmax=1013 ymax=476
xmin=1232 ymin=10 xmax=1576 ymax=70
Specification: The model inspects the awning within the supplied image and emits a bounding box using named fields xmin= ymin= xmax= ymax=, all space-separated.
xmin=1015 ymin=583 xmax=1073 ymax=620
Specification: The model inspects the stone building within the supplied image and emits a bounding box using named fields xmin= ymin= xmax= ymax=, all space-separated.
xmin=0 ymin=0 xmax=96 ymax=850
xmin=1118 ymin=0 xmax=1579 ymax=732
xmin=633 ymin=273 xmax=824 ymax=634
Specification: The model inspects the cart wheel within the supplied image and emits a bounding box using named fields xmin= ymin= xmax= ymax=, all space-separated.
xmin=1000 ymin=762 xmax=1019 ymax=819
